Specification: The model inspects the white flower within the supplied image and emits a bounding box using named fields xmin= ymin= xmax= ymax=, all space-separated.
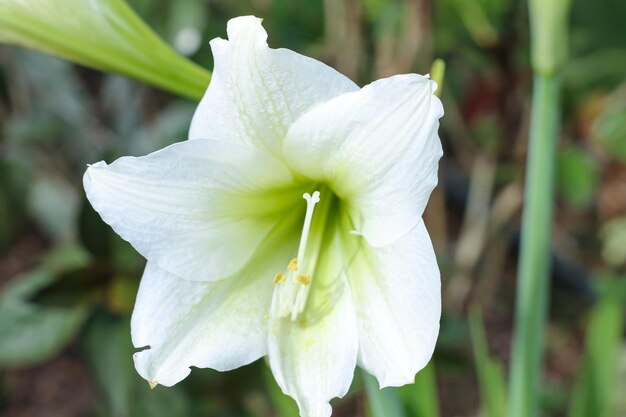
xmin=83 ymin=15 xmax=443 ymax=417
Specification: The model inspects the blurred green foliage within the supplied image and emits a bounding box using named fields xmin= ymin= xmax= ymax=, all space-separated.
xmin=469 ymin=306 xmax=506 ymax=417
xmin=569 ymin=280 xmax=626 ymax=417
xmin=83 ymin=314 xmax=193 ymax=417
xmin=397 ymin=362 xmax=440 ymax=417
xmin=0 ymin=248 xmax=89 ymax=366
xmin=364 ymin=371 xmax=407 ymax=417
xmin=601 ymin=217 xmax=626 ymax=268
xmin=557 ymin=145 xmax=598 ymax=209
xmin=594 ymin=85 xmax=626 ymax=162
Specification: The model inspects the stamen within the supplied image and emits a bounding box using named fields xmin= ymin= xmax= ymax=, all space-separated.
xmin=287 ymin=258 xmax=298 ymax=271
xmin=296 ymin=274 xmax=310 ymax=285
xmin=269 ymin=191 xmax=322 ymax=321
xmin=273 ymin=272 xmax=286 ymax=284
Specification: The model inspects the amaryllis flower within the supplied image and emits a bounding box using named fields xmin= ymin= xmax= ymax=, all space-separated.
xmin=84 ymin=15 xmax=443 ymax=417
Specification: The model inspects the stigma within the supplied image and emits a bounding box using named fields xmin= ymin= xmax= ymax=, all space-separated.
xmin=270 ymin=191 xmax=320 ymax=321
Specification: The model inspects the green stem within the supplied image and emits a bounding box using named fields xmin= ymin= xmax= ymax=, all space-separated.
xmin=362 ymin=370 xmax=406 ymax=417
xmin=507 ymin=73 xmax=560 ymax=417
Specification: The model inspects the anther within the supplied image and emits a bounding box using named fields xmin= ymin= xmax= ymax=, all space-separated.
xmin=287 ymin=258 xmax=298 ymax=271
xmin=296 ymin=274 xmax=310 ymax=285
xmin=273 ymin=272 xmax=286 ymax=284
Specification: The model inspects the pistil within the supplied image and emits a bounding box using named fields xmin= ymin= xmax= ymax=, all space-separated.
xmin=270 ymin=191 xmax=322 ymax=320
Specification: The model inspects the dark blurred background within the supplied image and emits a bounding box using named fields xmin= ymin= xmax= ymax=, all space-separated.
xmin=0 ymin=0 xmax=625 ymax=416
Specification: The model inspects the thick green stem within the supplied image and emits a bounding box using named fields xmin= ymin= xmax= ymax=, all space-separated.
xmin=362 ymin=370 xmax=407 ymax=417
xmin=507 ymin=73 xmax=560 ymax=417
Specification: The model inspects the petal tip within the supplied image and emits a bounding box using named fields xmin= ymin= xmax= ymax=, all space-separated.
xmin=82 ymin=160 xmax=111 ymax=195
xmin=376 ymin=370 xmax=417 ymax=389
xmin=134 ymin=348 xmax=193 ymax=388
xmin=226 ymin=15 xmax=267 ymax=45
xmin=83 ymin=161 xmax=109 ymax=183
xmin=85 ymin=160 xmax=107 ymax=170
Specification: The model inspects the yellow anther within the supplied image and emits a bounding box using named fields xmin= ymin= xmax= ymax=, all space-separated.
xmin=273 ymin=272 xmax=286 ymax=284
xmin=296 ymin=274 xmax=310 ymax=285
xmin=287 ymin=258 xmax=298 ymax=271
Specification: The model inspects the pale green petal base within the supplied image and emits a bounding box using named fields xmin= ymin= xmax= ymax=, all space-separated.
xmin=84 ymin=138 xmax=303 ymax=283
xmin=283 ymin=74 xmax=444 ymax=247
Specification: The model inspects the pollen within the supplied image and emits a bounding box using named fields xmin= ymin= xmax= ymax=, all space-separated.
xmin=296 ymin=274 xmax=310 ymax=285
xmin=287 ymin=258 xmax=298 ymax=271
xmin=273 ymin=272 xmax=286 ymax=284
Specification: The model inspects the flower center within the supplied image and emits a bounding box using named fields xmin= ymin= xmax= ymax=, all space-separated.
xmin=270 ymin=190 xmax=323 ymax=321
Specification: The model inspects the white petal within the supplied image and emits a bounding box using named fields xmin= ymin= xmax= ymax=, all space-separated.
xmin=268 ymin=226 xmax=358 ymax=417
xmin=132 ymin=219 xmax=299 ymax=386
xmin=84 ymin=138 xmax=303 ymax=282
xmin=283 ymin=74 xmax=444 ymax=247
xmin=347 ymin=219 xmax=441 ymax=387
xmin=189 ymin=16 xmax=358 ymax=157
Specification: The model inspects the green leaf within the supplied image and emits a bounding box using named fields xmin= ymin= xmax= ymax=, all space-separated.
xmin=0 ymin=247 xmax=90 ymax=366
xmin=450 ymin=0 xmax=499 ymax=47
xmin=82 ymin=313 xmax=192 ymax=417
xmin=362 ymin=370 xmax=407 ymax=417
xmin=568 ymin=280 xmax=626 ymax=417
xmin=28 ymin=265 xmax=108 ymax=308
xmin=362 ymin=0 xmax=389 ymax=21
xmin=469 ymin=305 xmax=507 ymax=417
xmin=27 ymin=176 xmax=80 ymax=243
xmin=556 ymin=145 xmax=598 ymax=209
xmin=601 ymin=216 xmax=626 ymax=267
xmin=263 ymin=364 xmax=300 ymax=417
xmin=397 ymin=362 xmax=440 ymax=417
xmin=594 ymin=86 xmax=626 ymax=162
xmin=0 ymin=161 xmax=28 ymax=251
xmin=0 ymin=0 xmax=210 ymax=100
xmin=83 ymin=314 xmax=136 ymax=417
xmin=79 ymin=195 xmax=115 ymax=261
